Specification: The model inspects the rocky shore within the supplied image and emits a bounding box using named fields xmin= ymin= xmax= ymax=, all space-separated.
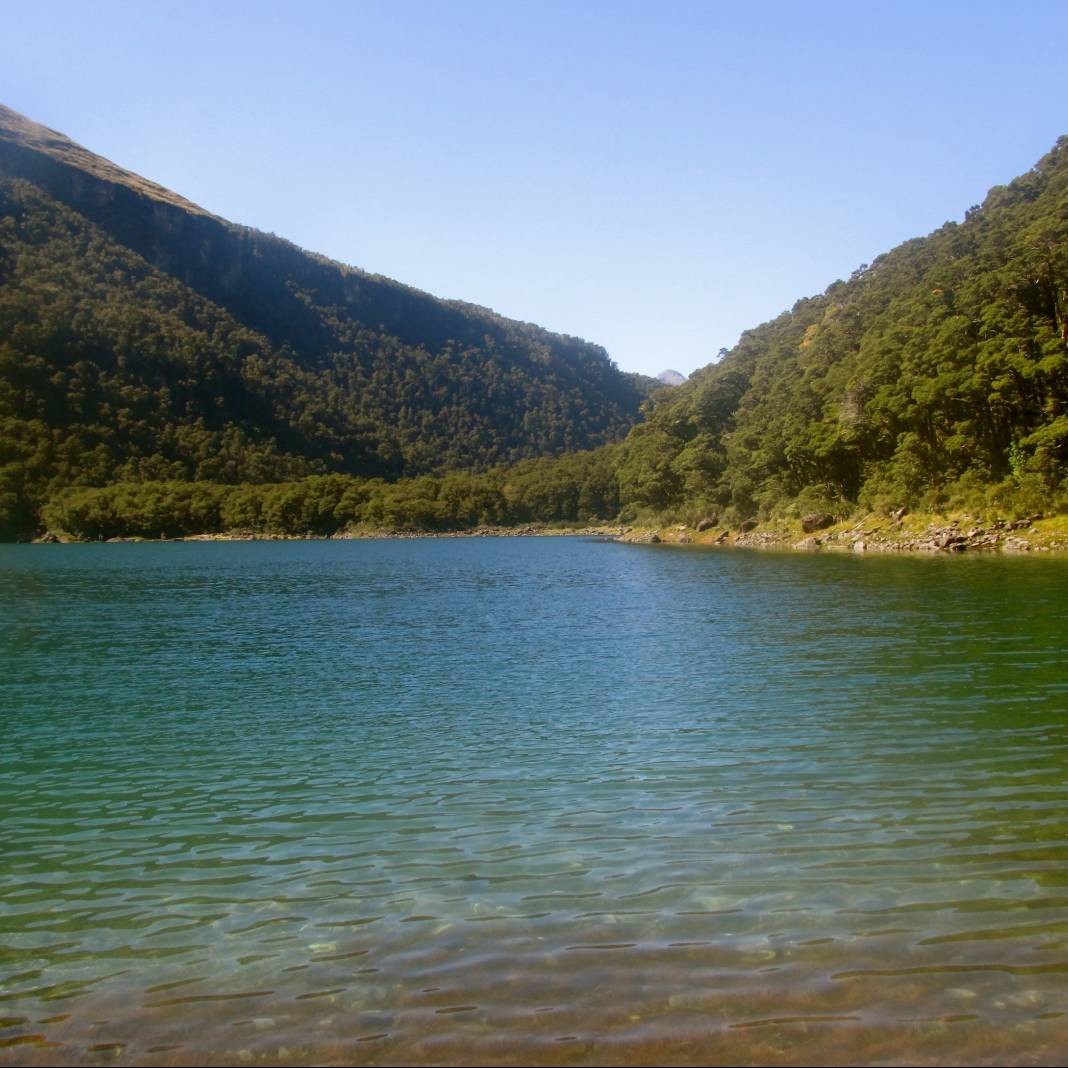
xmin=331 ymin=524 xmax=628 ymax=540
xmin=28 ymin=516 xmax=1068 ymax=553
xmin=619 ymin=512 xmax=1068 ymax=554
xmin=32 ymin=525 xmax=628 ymax=544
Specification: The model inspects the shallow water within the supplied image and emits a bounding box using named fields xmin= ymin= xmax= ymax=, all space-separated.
xmin=2 ymin=538 xmax=1067 ymax=1066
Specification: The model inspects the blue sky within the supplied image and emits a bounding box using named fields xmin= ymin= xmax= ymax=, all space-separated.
xmin=7 ymin=1 xmax=1068 ymax=376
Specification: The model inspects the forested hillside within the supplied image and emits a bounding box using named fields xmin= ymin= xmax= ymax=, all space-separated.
xmin=5 ymin=106 xmax=1068 ymax=540
xmin=613 ymin=137 xmax=1068 ymax=525
xmin=0 ymin=105 xmax=648 ymax=536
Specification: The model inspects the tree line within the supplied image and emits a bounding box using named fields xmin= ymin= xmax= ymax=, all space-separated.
xmin=40 ymin=449 xmax=623 ymax=539
xmin=4 ymin=118 xmax=1068 ymax=540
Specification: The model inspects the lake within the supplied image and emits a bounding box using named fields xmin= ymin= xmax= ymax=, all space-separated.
xmin=2 ymin=538 xmax=1067 ymax=1066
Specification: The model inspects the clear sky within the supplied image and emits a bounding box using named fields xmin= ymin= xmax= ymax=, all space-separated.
xmin=7 ymin=1 xmax=1068 ymax=377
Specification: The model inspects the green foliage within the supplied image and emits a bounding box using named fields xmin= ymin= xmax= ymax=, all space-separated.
xmin=5 ymin=107 xmax=1068 ymax=538
xmin=41 ymin=447 xmax=625 ymax=539
xmin=612 ymin=136 xmax=1068 ymax=522
xmin=0 ymin=116 xmax=648 ymax=537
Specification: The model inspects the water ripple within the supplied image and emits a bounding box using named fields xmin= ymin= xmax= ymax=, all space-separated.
xmin=2 ymin=540 xmax=1067 ymax=1065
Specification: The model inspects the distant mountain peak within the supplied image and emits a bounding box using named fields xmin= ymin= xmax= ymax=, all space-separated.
xmin=656 ymin=369 xmax=687 ymax=386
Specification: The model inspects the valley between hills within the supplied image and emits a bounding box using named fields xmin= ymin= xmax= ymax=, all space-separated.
xmin=2 ymin=104 xmax=1067 ymax=550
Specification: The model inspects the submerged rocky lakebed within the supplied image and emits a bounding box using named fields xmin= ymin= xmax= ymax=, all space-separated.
xmin=2 ymin=537 xmax=1067 ymax=1066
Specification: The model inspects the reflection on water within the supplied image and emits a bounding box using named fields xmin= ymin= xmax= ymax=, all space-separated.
xmin=2 ymin=539 xmax=1067 ymax=1065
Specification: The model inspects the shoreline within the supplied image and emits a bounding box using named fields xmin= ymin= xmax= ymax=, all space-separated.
xmin=30 ymin=524 xmax=630 ymax=544
xmin=619 ymin=511 xmax=1068 ymax=555
xmin=25 ymin=514 xmax=1068 ymax=554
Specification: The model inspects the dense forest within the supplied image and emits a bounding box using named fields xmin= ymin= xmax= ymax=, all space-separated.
xmin=614 ymin=137 xmax=1068 ymax=527
xmin=0 ymin=105 xmax=653 ymax=537
xmin=3 ymin=104 xmax=1067 ymax=540
xmin=40 ymin=450 xmax=623 ymax=540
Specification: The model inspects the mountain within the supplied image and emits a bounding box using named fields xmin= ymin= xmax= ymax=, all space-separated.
xmin=8 ymin=115 xmax=1068 ymax=540
xmin=614 ymin=137 xmax=1068 ymax=523
xmin=0 ymin=105 xmax=648 ymax=534
xmin=656 ymin=369 xmax=687 ymax=387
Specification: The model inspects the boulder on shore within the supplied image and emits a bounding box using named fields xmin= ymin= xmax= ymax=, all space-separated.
xmin=33 ymin=530 xmax=74 ymax=544
xmin=801 ymin=513 xmax=834 ymax=533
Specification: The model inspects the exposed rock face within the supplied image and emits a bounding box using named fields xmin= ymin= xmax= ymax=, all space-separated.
xmin=656 ymin=369 xmax=687 ymax=387
xmin=738 ymin=518 xmax=758 ymax=532
xmin=0 ymin=103 xmax=649 ymax=489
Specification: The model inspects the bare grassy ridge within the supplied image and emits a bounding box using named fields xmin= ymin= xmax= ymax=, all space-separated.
xmin=0 ymin=105 xmax=215 ymax=216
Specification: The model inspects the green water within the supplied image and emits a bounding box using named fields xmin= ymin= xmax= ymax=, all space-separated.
xmin=1 ymin=539 xmax=1067 ymax=1066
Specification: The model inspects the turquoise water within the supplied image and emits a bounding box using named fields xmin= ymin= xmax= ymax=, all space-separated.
xmin=2 ymin=538 xmax=1067 ymax=1066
